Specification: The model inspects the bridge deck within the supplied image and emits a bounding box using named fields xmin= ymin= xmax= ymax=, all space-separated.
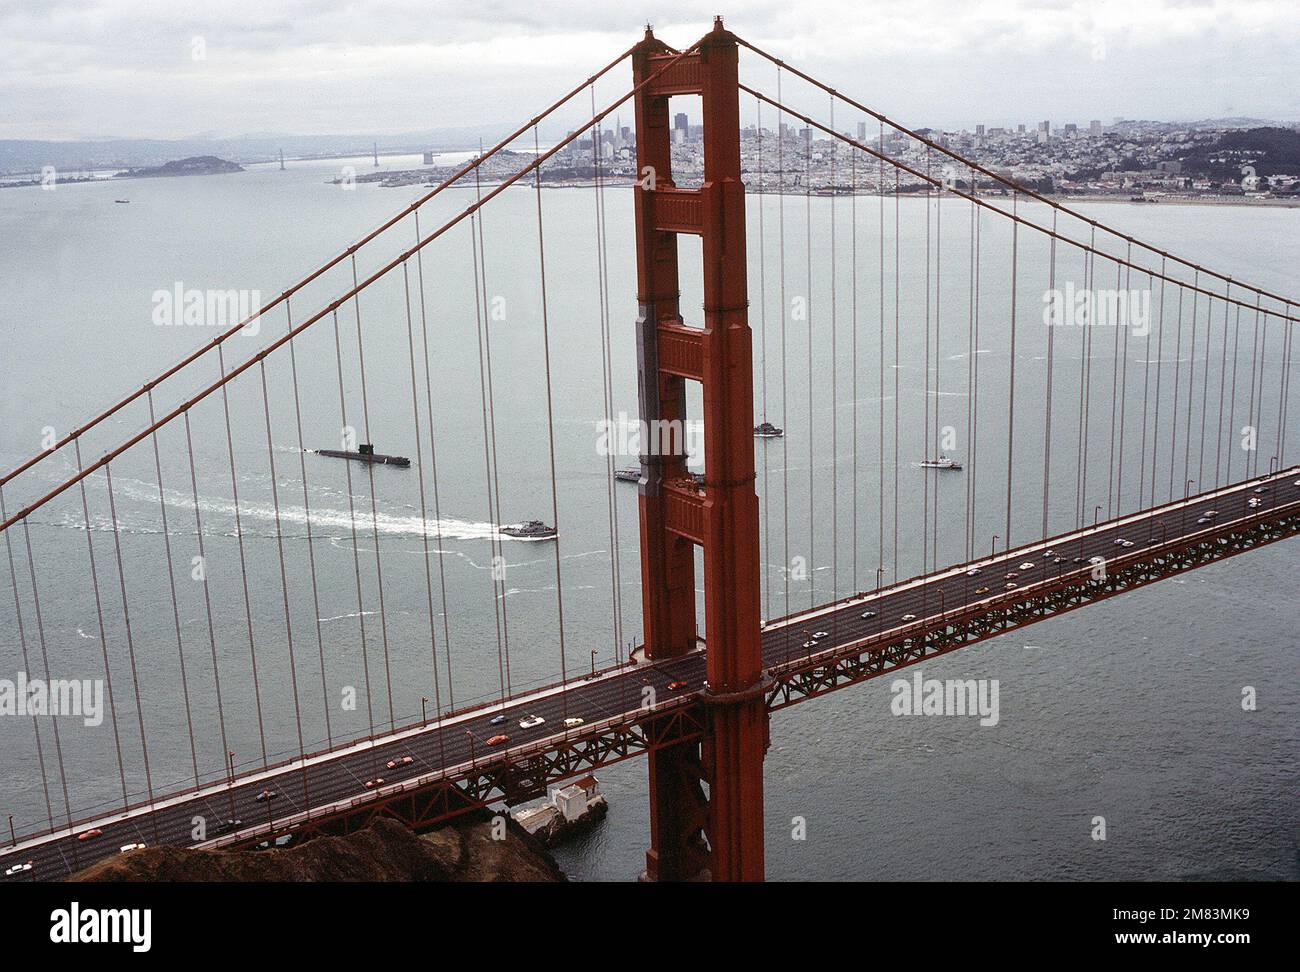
xmin=4 ymin=467 xmax=1298 ymax=879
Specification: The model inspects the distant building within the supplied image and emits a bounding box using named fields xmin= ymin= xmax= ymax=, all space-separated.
xmin=1090 ymin=119 xmax=1103 ymax=136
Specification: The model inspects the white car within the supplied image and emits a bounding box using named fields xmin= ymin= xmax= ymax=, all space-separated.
xmin=813 ymin=631 xmax=829 ymax=639
xmin=965 ymin=568 xmax=981 ymax=576
xmin=860 ymin=610 xmax=876 ymax=619
xmin=4 ymin=861 xmax=33 ymax=876
xmin=1043 ymin=549 xmax=1057 ymax=557
xmin=1112 ymin=538 xmax=1127 ymax=546
xmin=1248 ymin=497 xmax=1262 ymax=508
xmin=563 ymin=717 xmax=584 ymax=728
xmin=901 ymin=613 xmax=918 ymax=622
xmin=119 ymin=842 xmax=146 ymax=853
xmin=1018 ymin=562 xmax=1035 ymax=570
xmin=1089 ymin=556 xmax=1105 ymax=565
xmin=518 ymin=715 xmax=545 ymax=729
xmin=1120 ymin=540 xmax=1134 ymax=547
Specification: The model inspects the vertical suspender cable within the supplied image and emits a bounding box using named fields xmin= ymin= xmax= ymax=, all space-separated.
xmin=285 ymin=298 xmax=333 ymax=749
xmin=217 ymin=345 xmax=268 ymax=765
xmin=413 ymin=210 xmax=456 ymax=721
xmin=533 ymin=125 xmax=570 ymax=697
xmin=349 ymin=255 xmax=395 ymax=731
xmin=330 ymin=308 xmax=376 ymax=740
xmin=258 ymin=361 xmax=308 ymax=794
xmin=69 ymin=444 xmax=128 ymax=806
xmin=1 ymin=487 xmax=57 ymax=829
xmin=146 ymin=391 xmax=199 ymax=786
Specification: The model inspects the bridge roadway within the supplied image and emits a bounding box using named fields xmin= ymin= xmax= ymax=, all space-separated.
xmin=3 ymin=467 xmax=1298 ymax=879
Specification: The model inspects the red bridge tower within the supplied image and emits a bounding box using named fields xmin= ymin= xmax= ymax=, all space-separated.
xmin=632 ymin=19 xmax=768 ymax=882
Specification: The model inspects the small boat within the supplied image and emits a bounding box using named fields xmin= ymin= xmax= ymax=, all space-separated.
xmin=919 ymin=453 xmax=962 ymax=470
xmin=754 ymin=421 xmax=784 ymax=438
xmin=114 ymin=199 xmax=130 ymax=204
xmin=316 ymin=443 xmax=410 ymax=467
xmin=501 ymin=520 xmax=557 ymax=541
xmin=614 ymin=467 xmax=640 ymax=483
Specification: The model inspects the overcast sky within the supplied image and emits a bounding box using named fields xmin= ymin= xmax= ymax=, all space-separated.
xmin=2 ymin=0 xmax=1297 ymax=141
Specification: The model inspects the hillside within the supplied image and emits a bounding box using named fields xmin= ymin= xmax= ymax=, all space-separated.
xmin=66 ymin=813 xmax=566 ymax=882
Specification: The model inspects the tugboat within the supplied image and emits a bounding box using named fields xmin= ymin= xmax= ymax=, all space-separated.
xmin=316 ymin=443 xmax=410 ymax=467
xmin=501 ymin=520 xmax=558 ymax=541
xmin=613 ymin=467 xmax=640 ymax=483
xmin=754 ymin=421 xmax=784 ymax=438
xmin=918 ymin=453 xmax=962 ymax=470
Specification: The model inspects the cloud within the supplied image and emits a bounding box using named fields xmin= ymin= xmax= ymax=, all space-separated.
xmin=1 ymin=0 xmax=1296 ymax=139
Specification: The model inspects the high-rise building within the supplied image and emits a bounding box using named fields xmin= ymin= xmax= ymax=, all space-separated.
xmin=857 ymin=121 xmax=867 ymax=141
xmin=674 ymin=112 xmax=689 ymax=133
xmin=1090 ymin=119 xmax=1102 ymax=136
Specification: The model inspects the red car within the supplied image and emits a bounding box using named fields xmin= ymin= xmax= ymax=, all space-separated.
xmin=363 ymin=777 xmax=385 ymax=789
xmin=385 ymin=756 xmax=414 ymax=769
xmin=486 ymin=734 xmax=509 ymax=746
xmin=77 ymin=828 xmax=103 ymax=842
xmin=667 ymin=680 xmax=690 ymax=691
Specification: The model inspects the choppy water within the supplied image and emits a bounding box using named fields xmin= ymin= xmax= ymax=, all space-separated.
xmin=0 ymin=155 xmax=1296 ymax=879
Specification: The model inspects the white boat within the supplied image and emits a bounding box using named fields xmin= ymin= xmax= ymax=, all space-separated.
xmin=919 ymin=453 xmax=963 ymax=470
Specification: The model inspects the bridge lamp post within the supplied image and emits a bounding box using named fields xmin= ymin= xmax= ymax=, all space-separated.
xmin=465 ymin=730 xmax=476 ymax=768
xmin=1093 ymin=505 xmax=1102 ymax=529
xmin=991 ymin=534 xmax=998 ymax=559
xmin=421 ymin=696 xmax=428 ymax=727
xmin=7 ymin=814 xmax=13 ymax=847
xmin=226 ymin=751 xmax=236 ymax=817
xmin=1183 ymin=479 xmax=1195 ymax=533
xmin=591 ymin=649 xmax=598 ymax=678
xmin=876 ymin=567 xmax=886 ymax=636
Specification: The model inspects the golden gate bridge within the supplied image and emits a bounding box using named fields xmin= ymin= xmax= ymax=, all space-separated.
xmin=1 ymin=19 xmax=1296 ymax=881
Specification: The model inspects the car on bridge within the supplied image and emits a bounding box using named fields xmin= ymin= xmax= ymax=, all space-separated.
xmin=901 ymin=613 xmax=917 ymax=622
xmin=667 ymin=680 xmax=691 ymax=690
xmin=1018 ymin=562 xmax=1035 ymax=570
xmin=801 ymin=639 xmax=818 ymax=649
xmin=214 ymin=819 xmax=243 ymax=836
xmin=255 ymin=788 xmax=278 ymax=802
xmin=1005 ymin=582 xmax=1019 ymax=589
xmin=564 ymin=717 xmax=585 ymax=727
xmin=4 ymin=861 xmax=32 ymax=877
xmin=386 ymin=756 xmax=414 ymax=769
xmin=364 ymin=777 xmax=385 ymax=789
xmin=489 ymin=714 xmax=506 ymax=726
xmin=119 ymin=842 xmax=146 ymax=853
xmin=76 ymin=828 xmax=102 ymax=842
xmin=1005 ymin=571 xmax=1019 ymax=579
xmin=519 ymin=714 xmax=545 ymax=729
xmin=487 ymin=734 xmax=510 ymax=746
xmin=813 ymin=630 xmax=829 ymax=639
xmin=860 ymin=610 xmax=876 ymax=619
xmin=965 ymin=567 xmax=981 ymax=576
xmin=974 ymin=586 xmax=991 ymax=594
